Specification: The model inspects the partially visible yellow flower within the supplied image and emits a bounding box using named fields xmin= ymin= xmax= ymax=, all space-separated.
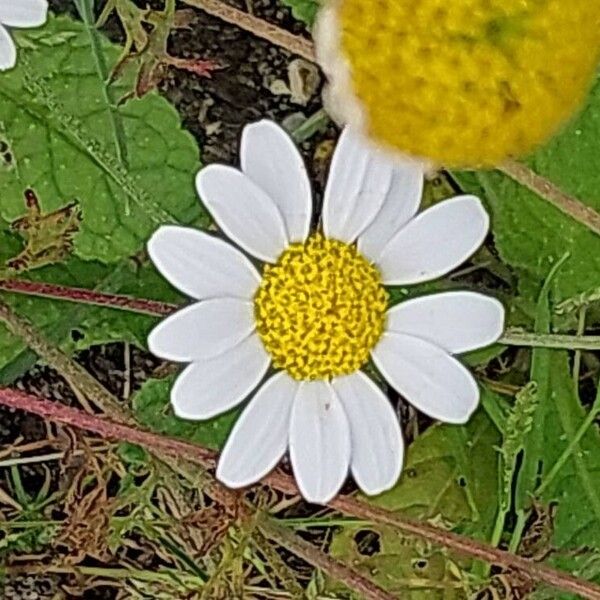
xmin=315 ymin=0 xmax=600 ymax=167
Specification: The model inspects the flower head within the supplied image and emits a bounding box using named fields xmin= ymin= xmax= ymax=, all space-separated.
xmin=0 ymin=0 xmax=48 ymax=70
xmin=314 ymin=0 xmax=600 ymax=167
xmin=148 ymin=120 xmax=505 ymax=503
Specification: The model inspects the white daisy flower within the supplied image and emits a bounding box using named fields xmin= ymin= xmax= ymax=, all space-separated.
xmin=148 ymin=120 xmax=505 ymax=504
xmin=0 ymin=0 xmax=48 ymax=71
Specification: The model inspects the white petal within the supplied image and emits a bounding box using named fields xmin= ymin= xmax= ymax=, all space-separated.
xmin=197 ymin=164 xmax=288 ymax=262
xmin=171 ymin=334 xmax=270 ymax=420
xmin=0 ymin=25 xmax=15 ymax=70
xmin=357 ymin=159 xmax=424 ymax=263
xmin=372 ymin=333 xmax=479 ymax=424
xmin=289 ymin=381 xmax=351 ymax=504
xmin=377 ymin=196 xmax=489 ymax=285
xmin=0 ymin=0 xmax=47 ymax=28
xmin=148 ymin=225 xmax=260 ymax=301
xmin=217 ymin=372 xmax=298 ymax=488
xmin=386 ymin=292 xmax=505 ymax=354
xmin=322 ymin=128 xmax=395 ymax=243
xmin=148 ymin=298 xmax=255 ymax=362
xmin=240 ymin=120 xmax=312 ymax=243
xmin=332 ymin=372 xmax=403 ymax=495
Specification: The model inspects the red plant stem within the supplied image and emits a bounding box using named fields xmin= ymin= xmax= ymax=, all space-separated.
xmin=2 ymin=387 xmax=600 ymax=599
xmin=0 ymin=279 xmax=177 ymax=316
xmin=0 ymin=387 xmax=216 ymax=467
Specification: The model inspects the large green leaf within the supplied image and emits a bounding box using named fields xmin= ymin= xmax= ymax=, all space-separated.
xmin=0 ymin=15 xmax=204 ymax=379
xmin=1 ymin=16 xmax=201 ymax=264
xmin=454 ymin=77 xmax=600 ymax=301
xmin=329 ymin=410 xmax=500 ymax=599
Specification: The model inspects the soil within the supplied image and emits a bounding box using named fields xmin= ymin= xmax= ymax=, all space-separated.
xmin=163 ymin=0 xmax=325 ymax=166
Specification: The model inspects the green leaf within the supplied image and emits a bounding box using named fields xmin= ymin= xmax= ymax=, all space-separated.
xmin=513 ymin=262 xmax=600 ymax=550
xmin=279 ymin=0 xmax=319 ymax=26
xmin=0 ymin=15 xmax=205 ymax=380
xmin=328 ymin=410 xmax=500 ymax=598
xmin=534 ymin=353 xmax=600 ymax=549
xmin=132 ymin=376 xmax=237 ymax=450
xmin=454 ymin=78 xmax=600 ymax=301
xmin=117 ymin=442 xmax=150 ymax=469
xmin=514 ymin=258 xmax=567 ymax=512
xmin=1 ymin=15 xmax=202 ymax=265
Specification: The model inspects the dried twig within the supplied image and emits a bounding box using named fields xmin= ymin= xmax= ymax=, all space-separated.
xmin=259 ymin=518 xmax=396 ymax=600
xmin=498 ymin=161 xmax=600 ymax=236
xmin=181 ymin=0 xmax=315 ymax=61
xmin=0 ymin=298 xmax=127 ymax=418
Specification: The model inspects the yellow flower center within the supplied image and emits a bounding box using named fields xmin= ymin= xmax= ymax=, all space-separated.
xmin=333 ymin=0 xmax=600 ymax=167
xmin=254 ymin=235 xmax=388 ymax=381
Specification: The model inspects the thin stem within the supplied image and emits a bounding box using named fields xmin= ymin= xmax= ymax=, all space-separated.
xmin=0 ymin=279 xmax=177 ymax=316
xmin=277 ymin=516 xmax=373 ymax=528
xmin=0 ymin=387 xmax=217 ymax=466
xmin=259 ymin=517 xmax=397 ymax=600
xmin=0 ymin=298 xmax=127 ymax=417
xmin=2 ymin=387 xmax=600 ymax=599
xmin=0 ymin=450 xmax=82 ymax=468
xmin=499 ymin=161 xmax=600 ymax=237
xmin=573 ymin=307 xmax=588 ymax=393
xmin=181 ymin=0 xmax=315 ymax=60
xmin=4 ymin=279 xmax=600 ymax=351
xmin=4 ymin=564 xmax=205 ymax=587
xmin=74 ymin=0 xmax=129 ymax=167
xmin=508 ymin=510 xmax=527 ymax=554
xmin=499 ymin=331 xmax=600 ymax=351
xmin=0 ymin=520 xmax=61 ymax=528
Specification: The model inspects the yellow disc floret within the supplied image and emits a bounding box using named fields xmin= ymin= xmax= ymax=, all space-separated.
xmin=254 ymin=235 xmax=388 ymax=381
xmin=321 ymin=0 xmax=600 ymax=167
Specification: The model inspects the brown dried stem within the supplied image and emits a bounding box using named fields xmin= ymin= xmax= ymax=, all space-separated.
xmin=2 ymin=387 xmax=600 ymax=599
xmin=499 ymin=161 xmax=600 ymax=236
xmin=258 ymin=518 xmax=396 ymax=600
xmin=4 ymin=279 xmax=600 ymax=351
xmin=181 ymin=0 xmax=315 ymax=61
